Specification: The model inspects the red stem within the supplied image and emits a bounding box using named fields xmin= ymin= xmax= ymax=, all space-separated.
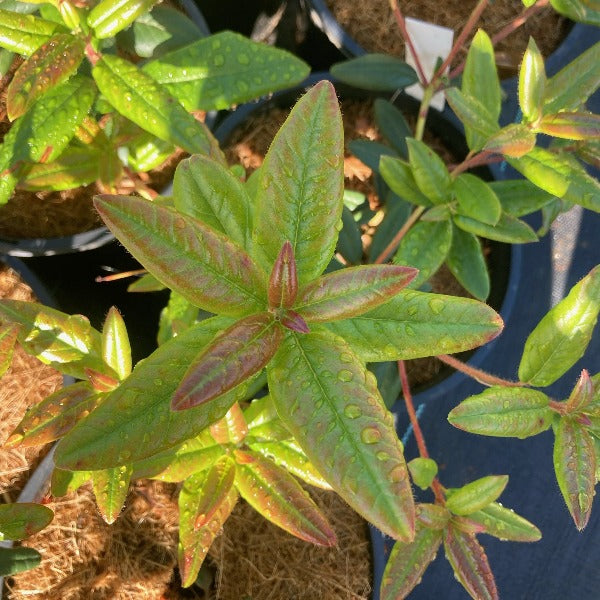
xmin=437 ymin=354 xmax=524 ymax=387
xmin=450 ymin=150 xmax=504 ymax=177
xmin=374 ymin=206 xmax=425 ymax=264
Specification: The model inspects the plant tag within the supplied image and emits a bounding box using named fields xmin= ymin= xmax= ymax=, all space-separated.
xmin=404 ymin=18 xmax=454 ymax=111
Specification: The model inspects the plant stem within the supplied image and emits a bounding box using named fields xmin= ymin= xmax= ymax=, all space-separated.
xmin=374 ymin=205 xmax=425 ymax=264
xmin=450 ymin=150 xmax=504 ymax=176
xmin=398 ymin=360 xmax=445 ymax=504
xmin=437 ymin=354 xmax=525 ymax=387
xmin=388 ymin=0 xmax=428 ymax=86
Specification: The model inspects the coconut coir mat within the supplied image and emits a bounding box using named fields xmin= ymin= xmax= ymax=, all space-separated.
xmin=8 ymin=480 xmax=371 ymax=600
xmin=0 ymin=263 xmax=62 ymax=504
xmin=326 ymin=0 xmax=569 ymax=71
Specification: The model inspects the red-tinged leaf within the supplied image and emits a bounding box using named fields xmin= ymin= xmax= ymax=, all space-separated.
xmin=566 ymin=370 xmax=594 ymax=414
xmin=451 ymin=515 xmax=487 ymax=535
xmin=417 ymin=504 xmax=451 ymax=530
xmin=446 ymin=476 xmax=509 ymax=516
xmin=101 ymin=307 xmax=131 ymax=380
xmin=280 ymin=310 xmax=310 ymax=333
xmin=6 ymin=382 xmax=101 ymax=448
xmin=91 ymin=463 xmax=133 ymax=524
xmin=268 ymin=328 xmax=415 ymax=541
xmin=553 ymin=417 xmax=596 ymax=530
xmin=468 ymin=502 xmax=542 ymax=542
xmin=85 ymin=367 xmax=119 ymax=392
xmin=295 ymin=265 xmax=417 ymax=323
xmin=7 ymin=34 xmax=85 ymax=121
xmin=0 ymin=503 xmax=53 ymax=542
xmin=172 ymin=313 xmax=283 ymax=411
xmin=444 ymin=525 xmax=498 ymax=600
xmin=483 ymin=123 xmax=537 ymax=158
xmin=381 ymin=524 xmax=443 ymax=600
xmin=268 ymin=241 xmax=298 ymax=310
xmin=209 ymin=402 xmax=248 ymax=446
xmin=448 ymin=387 xmax=554 ymax=439
xmin=93 ymin=195 xmax=268 ymax=318
xmin=193 ymin=456 xmax=236 ymax=529
xmin=248 ymin=439 xmax=332 ymax=490
xmin=178 ymin=473 xmax=238 ymax=587
xmin=537 ymin=112 xmax=600 ymax=140
xmin=252 ymin=81 xmax=344 ymax=285
xmin=0 ymin=323 xmax=19 ymax=378
xmin=233 ymin=449 xmax=336 ymax=546
xmin=54 ymin=317 xmax=250 ymax=471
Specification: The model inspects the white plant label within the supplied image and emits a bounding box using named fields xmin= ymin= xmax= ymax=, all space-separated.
xmin=405 ymin=17 xmax=454 ymax=111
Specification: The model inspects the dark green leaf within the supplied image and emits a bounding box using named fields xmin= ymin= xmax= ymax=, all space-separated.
xmin=143 ymin=31 xmax=310 ymax=111
xmin=374 ymin=98 xmax=411 ymax=156
xmin=0 ymin=546 xmax=42 ymax=577
xmin=348 ymin=138 xmax=397 ymax=173
xmin=453 ymin=213 xmax=538 ymax=243
xmin=453 ymin=174 xmax=501 ymax=226
xmin=252 ymin=81 xmax=344 ymax=285
xmin=446 ymin=226 xmax=490 ymax=301
xmin=446 ymin=476 xmax=509 ymax=516
xmin=407 ymin=138 xmax=451 ymax=204
xmin=489 ymin=180 xmax=555 ymax=217
xmin=448 ymin=387 xmax=553 ymax=438
xmin=337 ymin=206 xmax=363 ymax=264
xmin=468 ymin=502 xmax=541 ymax=542
xmin=326 ymin=289 xmax=503 ymax=361
xmin=0 ymin=503 xmax=53 ymax=541
xmin=94 ymin=195 xmax=268 ymax=318
xmin=518 ymin=265 xmax=600 ymax=386
xmin=368 ymin=194 xmax=411 ymax=262
xmin=268 ymin=328 xmax=415 ymax=541
xmin=331 ymin=54 xmax=418 ymax=91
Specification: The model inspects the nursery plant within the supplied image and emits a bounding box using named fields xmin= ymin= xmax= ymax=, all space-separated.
xmin=0 ymin=0 xmax=309 ymax=204
xmin=0 ymin=81 xmax=514 ymax=593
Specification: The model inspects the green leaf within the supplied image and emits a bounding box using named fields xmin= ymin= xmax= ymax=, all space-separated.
xmin=178 ymin=471 xmax=238 ymax=587
xmin=482 ymin=123 xmax=537 ymax=158
xmin=93 ymin=195 xmax=268 ymax=318
xmin=349 ymin=138 xmax=397 ymax=173
xmin=448 ymin=387 xmax=554 ymax=438
xmin=467 ymin=502 xmax=541 ymax=542
xmin=268 ymin=328 xmax=415 ymax=541
xmin=330 ymin=54 xmax=418 ymax=91
xmin=393 ymin=220 xmax=452 ymax=288
xmin=518 ymin=265 xmax=600 ymax=386
xmin=374 ymin=98 xmax=411 ymax=157
xmin=407 ymin=138 xmax=451 ymax=204
xmin=368 ymin=195 xmax=412 ymax=262
xmin=407 ymin=457 xmax=438 ymax=490
xmin=417 ymin=503 xmax=452 ymax=530
xmin=0 ymin=322 xmax=19 ymax=377
xmin=0 ymin=48 xmax=14 ymax=77
xmin=453 ymin=213 xmax=538 ymax=243
xmin=88 ymin=0 xmax=160 ymax=38
xmin=18 ymin=146 xmax=101 ymax=191
xmin=326 ymin=289 xmax=503 ymax=362
xmin=544 ymin=41 xmax=600 ymax=112
xmin=125 ymin=132 xmax=173 ymax=172
xmin=381 ymin=524 xmax=442 ymax=600
xmin=157 ymin=290 xmax=200 ymax=345
xmin=91 ymin=463 xmax=133 ymax=524
xmin=247 ymin=439 xmax=331 ymax=490
xmin=0 ymin=547 xmax=42 ymax=577
xmin=337 ymin=205 xmax=363 ymax=264
xmin=92 ymin=54 xmax=223 ymax=159
xmin=102 ymin=307 xmax=131 ymax=380
xmin=0 ymin=10 xmax=60 ymax=55
xmin=444 ymin=87 xmax=499 ymax=150
xmin=172 ymin=313 xmax=283 ymax=410
xmin=53 ymin=317 xmax=251 ymax=471
xmin=244 ymin=395 xmax=292 ymax=443
xmin=549 ymin=0 xmax=600 ymax=26
xmin=252 ymin=81 xmax=344 ymax=285
xmin=537 ymin=112 xmax=600 ymax=140
xmin=7 ymin=33 xmax=84 ymax=120
xmin=446 ymin=226 xmax=490 ymax=301
xmin=51 ymin=468 xmax=91 ymax=497
xmin=519 ymin=37 xmax=546 ymax=123
xmin=127 ymin=272 xmax=165 ymax=293
xmin=173 ymin=154 xmax=251 ymax=249
xmin=489 ymin=180 xmax=555 ymax=217
xmin=234 ymin=449 xmax=336 ymax=545
xmin=0 ymin=503 xmax=53 ymax=541
xmin=6 ymin=382 xmax=101 ymax=447
xmin=553 ymin=417 xmax=596 ymax=530
xmin=446 ymin=476 xmax=509 ymax=516
xmin=0 ymin=300 xmax=111 ymax=379
xmin=379 ymin=155 xmax=432 ymax=206
xmin=143 ymin=31 xmax=310 ymax=111
xmin=444 ymin=525 xmax=498 ymax=600
xmin=462 ymin=29 xmax=501 ymax=150
xmin=295 ymin=265 xmax=417 ymax=322
xmin=453 ymin=174 xmax=501 ymax=226
xmin=507 ymin=147 xmax=572 ymax=198
xmin=565 ymin=370 xmax=594 ymax=414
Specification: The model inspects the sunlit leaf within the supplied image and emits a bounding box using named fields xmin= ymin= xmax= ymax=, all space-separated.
xmin=91 ymin=464 xmax=133 ymax=524
xmin=0 ymin=10 xmax=60 ymax=55
xmin=549 ymin=0 xmax=600 ymax=27
xmin=209 ymin=403 xmax=248 ymax=446
xmin=0 ymin=322 xmax=19 ymax=378
xmin=51 ymin=468 xmax=91 ymax=497
xmin=102 ymin=307 xmax=131 ymax=381
xmin=88 ymin=0 xmax=160 ymax=38
xmin=519 ymin=37 xmax=546 ymax=123
xmin=519 ymin=265 xmax=600 ymax=386
xmin=446 ymin=476 xmax=509 ymax=516
xmin=467 ymin=502 xmax=541 ymax=542
xmin=268 ymin=328 xmax=415 ymax=541
xmin=0 ymin=503 xmax=53 ymax=541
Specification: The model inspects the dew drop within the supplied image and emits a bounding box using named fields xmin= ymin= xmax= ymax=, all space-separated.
xmin=361 ymin=426 xmax=381 ymax=444
xmin=213 ymin=54 xmax=225 ymax=67
xmin=337 ymin=369 xmax=353 ymax=382
xmin=429 ymin=298 xmax=444 ymax=314
xmin=344 ymin=404 xmax=362 ymax=419
xmin=376 ymin=451 xmax=390 ymax=461
xmin=388 ymin=465 xmax=406 ymax=483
